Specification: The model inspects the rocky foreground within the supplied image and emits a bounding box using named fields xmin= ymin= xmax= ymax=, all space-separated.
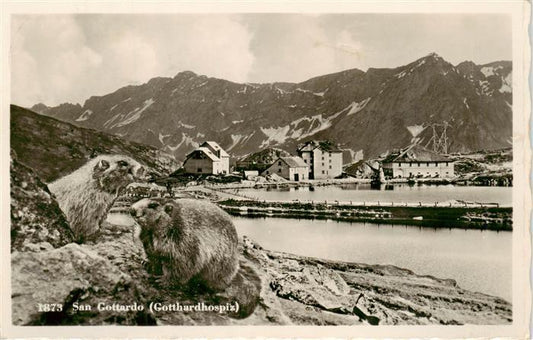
xmin=12 ymin=209 xmax=512 ymax=326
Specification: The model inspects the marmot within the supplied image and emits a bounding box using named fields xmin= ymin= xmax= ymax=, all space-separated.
xmin=48 ymin=155 xmax=149 ymax=242
xmin=130 ymin=198 xmax=239 ymax=291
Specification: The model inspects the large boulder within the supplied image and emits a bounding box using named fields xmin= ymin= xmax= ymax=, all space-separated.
xmin=11 ymin=243 xmax=129 ymax=325
xmin=10 ymin=152 xmax=74 ymax=252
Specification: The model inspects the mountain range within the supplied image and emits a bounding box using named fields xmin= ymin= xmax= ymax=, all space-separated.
xmin=31 ymin=53 xmax=512 ymax=164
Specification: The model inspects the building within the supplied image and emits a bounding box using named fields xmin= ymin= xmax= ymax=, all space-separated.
xmin=381 ymin=144 xmax=454 ymax=179
xmin=200 ymin=141 xmax=230 ymax=173
xmin=262 ymin=156 xmax=308 ymax=181
xmin=124 ymin=183 xmax=167 ymax=198
xmin=297 ymin=140 xmax=343 ymax=179
xmin=183 ymin=141 xmax=230 ymax=175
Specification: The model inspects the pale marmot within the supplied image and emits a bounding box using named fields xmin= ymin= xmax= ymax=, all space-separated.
xmin=48 ymin=155 xmax=149 ymax=242
xmin=130 ymin=198 xmax=239 ymax=291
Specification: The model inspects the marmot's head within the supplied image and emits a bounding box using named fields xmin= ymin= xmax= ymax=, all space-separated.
xmin=130 ymin=198 xmax=176 ymax=230
xmin=91 ymin=155 xmax=150 ymax=194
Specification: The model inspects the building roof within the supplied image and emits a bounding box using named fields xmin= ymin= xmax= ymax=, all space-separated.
xmin=279 ymin=156 xmax=308 ymax=168
xmin=383 ymin=144 xmax=451 ymax=163
xmin=186 ymin=147 xmax=220 ymax=162
xmin=201 ymin=141 xmax=229 ymax=157
xmin=297 ymin=140 xmax=342 ymax=153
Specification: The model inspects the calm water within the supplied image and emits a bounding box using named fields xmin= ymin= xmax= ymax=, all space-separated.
xmin=233 ymin=217 xmax=512 ymax=301
xmin=234 ymin=183 xmax=512 ymax=206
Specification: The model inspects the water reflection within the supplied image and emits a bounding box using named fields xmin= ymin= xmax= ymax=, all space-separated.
xmin=233 ymin=216 xmax=512 ymax=301
xmin=237 ymin=184 xmax=512 ymax=206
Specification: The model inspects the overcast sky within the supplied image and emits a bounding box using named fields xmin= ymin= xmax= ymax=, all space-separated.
xmin=11 ymin=13 xmax=511 ymax=107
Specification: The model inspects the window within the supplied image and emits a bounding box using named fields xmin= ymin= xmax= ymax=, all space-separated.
xmin=304 ymin=159 xmax=307 ymax=163
xmin=446 ymin=162 xmax=449 ymax=166
xmin=409 ymin=163 xmax=412 ymax=167
xmin=398 ymin=162 xmax=402 ymax=167
xmin=435 ymin=162 xmax=438 ymax=167
xmin=329 ymin=159 xmax=331 ymax=163
xmin=322 ymin=156 xmax=324 ymax=160
xmin=322 ymin=170 xmax=325 ymax=174
xmin=329 ymin=165 xmax=332 ymax=169
xmin=278 ymin=161 xmax=282 ymax=166
xmin=266 ymin=170 xmax=269 ymax=174
xmin=417 ymin=162 xmax=420 ymax=167
xmin=426 ymin=162 xmax=430 ymax=167
xmin=278 ymin=168 xmax=281 ymax=173
xmin=197 ymin=168 xmax=202 ymax=173
xmin=322 ymin=162 xmax=325 ymax=166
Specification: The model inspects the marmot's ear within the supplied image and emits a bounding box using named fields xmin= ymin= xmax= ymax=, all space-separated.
xmin=164 ymin=204 xmax=173 ymax=215
xmin=94 ymin=159 xmax=110 ymax=171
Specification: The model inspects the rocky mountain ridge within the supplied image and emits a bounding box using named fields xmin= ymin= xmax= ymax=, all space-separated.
xmin=32 ymin=53 xmax=512 ymax=163
xmin=11 ymin=105 xmax=178 ymax=182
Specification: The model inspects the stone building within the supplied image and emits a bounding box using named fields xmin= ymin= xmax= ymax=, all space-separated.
xmin=297 ymin=140 xmax=343 ymax=179
xmin=262 ymin=156 xmax=308 ymax=181
xmin=381 ymin=144 xmax=454 ymax=179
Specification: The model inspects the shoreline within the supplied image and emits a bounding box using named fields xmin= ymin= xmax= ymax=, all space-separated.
xmin=196 ymin=176 xmax=512 ymax=190
xmin=218 ymin=199 xmax=512 ymax=231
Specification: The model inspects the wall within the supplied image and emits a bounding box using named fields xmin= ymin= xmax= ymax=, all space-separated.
xmin=312 ymin=149 xmax=343 ymax=179
xmin=289 ymin=167 xmax=308 ymax=181
xmin=184 ymin=158 xmax=214 ymax=174
xmin=220 ymin=156 xmax=230 ymax=174
xmin=263 ymin=160 xmax=290 ymax=179
xmin=263 ymin=161 xmax=308 ymax=181
xmin=388 ymin=161 xmax=454 ymax=178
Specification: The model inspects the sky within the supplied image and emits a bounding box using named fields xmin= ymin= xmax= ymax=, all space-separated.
xmin=11 ymin=13 xmax=511 ymax=107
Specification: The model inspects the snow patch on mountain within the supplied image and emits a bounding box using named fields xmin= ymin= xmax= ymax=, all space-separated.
xmin=499 ymin=73 xmax=512 ymax=93
xmin=114 ymin=98 xmax=155 ymax=128
xmin=407 ymin=124 xmax=425 ymax=138
xmin=463 ymin=98 xmax=470 ymax=110
xmin=260 ymin=105 xmax=350 ymax=147
xmin=479 ymin=80 xmax=492 ymax=96
xmin=109 ymin=104 xmax=118 ymax=111
xmin=260 ymin=126 xmax=291 ymax=147
xmin=232 ymin=120 xmax=244 ymax=124
xmin=158 ymin=132 xmax=171 ymax=145
xmin=178 ymin=121 xmax=195 ymax=129
xmin=347 ymin=98 xmax=371 ymax=116
xmin=228 ymin=134 xmax=246 ymax=151
xmin=314 ymin=88 xmax=328 ymax=97
xmin=480 ymin=65 xmax=503 ymax=78
xmin=166 ymin=133 xmax=198 ymax=152
xmin=75 ymin=110 xmax=93 ymax=122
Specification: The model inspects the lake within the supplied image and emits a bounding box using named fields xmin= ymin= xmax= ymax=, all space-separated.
xmin=106 ymin=206 xmax=512 ymax=302
xmin=232 ymin=183 xmax=512 ymax=206
xmin=233 ymin=216 xmax=512 ymax=302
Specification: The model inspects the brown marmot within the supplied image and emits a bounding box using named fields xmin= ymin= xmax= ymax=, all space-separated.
xmin=48 ymin=155 xmax=149 ymax=242
xmin=130 ymin=198 xmax=239 ymax=291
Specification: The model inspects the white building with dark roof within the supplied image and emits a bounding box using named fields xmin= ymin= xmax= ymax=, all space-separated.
xmin=297 ymin=140 xmax=343 ymax=179
xmin=183 ymin=141 xmax=230 ymax=175
xmin=262 ymin=156 xmax=308 ymax=181
xmin=200 ymin=141 xmax=229 ymax=174
xmin=382 ymin=144 xmax=454 ymax=179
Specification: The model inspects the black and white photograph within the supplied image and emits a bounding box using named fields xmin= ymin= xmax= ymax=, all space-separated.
xmin=2 ymin=2 xmax=531 ymax=338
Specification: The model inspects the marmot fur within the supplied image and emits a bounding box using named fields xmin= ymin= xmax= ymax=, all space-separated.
xmin=49 ymin=155 xmax=148 ymax=241
xmin=130 ymin=198 xmax=239 ymax=291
